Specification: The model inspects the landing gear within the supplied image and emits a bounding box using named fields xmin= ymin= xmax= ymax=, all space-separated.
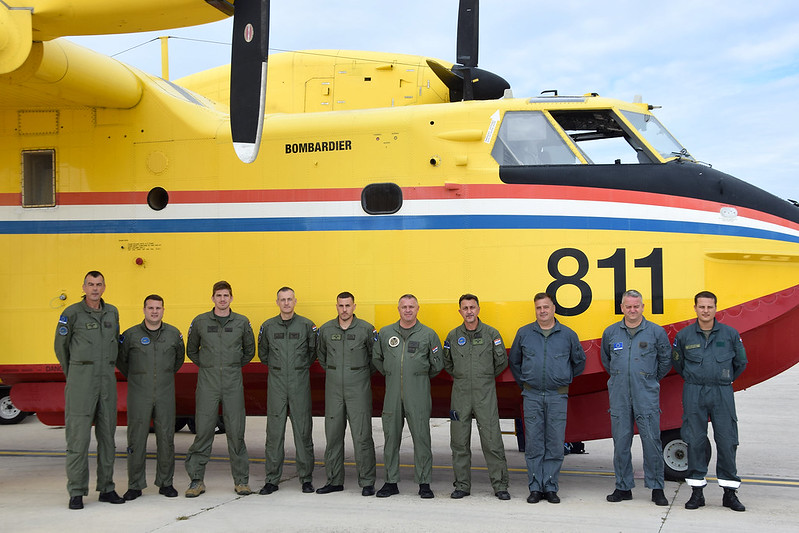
xmin=186 ymin=416 xmax=226 ymax=434
xmin=0 ymin=387 xmax=29 ymax=425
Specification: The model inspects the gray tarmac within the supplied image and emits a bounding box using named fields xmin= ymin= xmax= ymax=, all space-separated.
xmin=2 ymin=364 xmax=798 ymax=532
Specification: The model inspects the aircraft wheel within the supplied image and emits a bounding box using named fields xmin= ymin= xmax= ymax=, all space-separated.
xmin=0 ymin=388 xmax=29 ymax=425
xmin=661 ymin=427 xmax=713 ymax=481
xmin=185 ymin=416 xmax=225 ymax=434
xmin=661 ymin=428 xmax=688 ymax=481
xmin=175 ymin=417 xmax=190 ymax=432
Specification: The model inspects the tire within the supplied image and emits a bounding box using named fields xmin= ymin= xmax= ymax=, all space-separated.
xmin=175 ymin=417 xmax=190 ymax=432
xmin=185 ymin=416 xmax=225 ymax=434
xmin=661 ymin=427 xmax=713 ymax=482
xmin=0 ymin=389 xmax=29 ymax=425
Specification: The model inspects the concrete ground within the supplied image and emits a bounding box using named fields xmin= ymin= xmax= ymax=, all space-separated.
xmin=2 ymin=364 xmax=798 ymax=532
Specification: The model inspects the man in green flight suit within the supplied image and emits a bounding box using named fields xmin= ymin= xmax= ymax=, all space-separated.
xmin=258 ymin=287 xmax=318 ymax=495
xmin=316 ymin=292 xmax=378 ymax=496
xmin=444 ymin=294 xmax=510 ymax=501
xmin=117 ymin=294 xmax=185 ymax=500
xmin=672 ymin=290 xmax=748 ymax=512
xmin=184 ymin=281 xmax=255 ymax=498
xmin=373 ymin=294 xmax=443 ymax=499
xmin=54 ymin=270 xmax=125 ymax=510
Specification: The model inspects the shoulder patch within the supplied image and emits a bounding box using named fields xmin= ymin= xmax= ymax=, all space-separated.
xmin=613 ymin=342 xmax=623 ymax=351
xmin=443 ymin=340 xmax=451 ymax=349
xmin=58 ymin=315 xmax=68 ymax=325
xmin=58 ymin=326 xmax=69 ymax=336
xmin=432 ymin=346 xmax=439 ymax=354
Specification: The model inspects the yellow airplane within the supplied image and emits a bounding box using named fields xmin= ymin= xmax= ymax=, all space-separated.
xmin=2 ymin=0 xmax=798 ymax=480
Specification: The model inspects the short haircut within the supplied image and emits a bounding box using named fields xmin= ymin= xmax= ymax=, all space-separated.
xmin=277 ymin=286 xmax=294 ymax=297
xmin=84 ymin=270 xmax=104 ymax=282
xmin=212 ymin=280 xmax=232 ymax=296
xmin=459 ymin=293 xmax=479 ymax=306
xmin=337 ymin=291 xmax=355 ymax=302
xmin=533 ymin=292 xmax=554 ymax=303
xmin=622 ymin=289 xmax=643 ymax=301
xmin=694 ymin=290 xmax=717 ymax=305
xmin=398 ymin=293 xmax=417 ymax=304
xmin=143 ymin=294 xmax=164 ymax=307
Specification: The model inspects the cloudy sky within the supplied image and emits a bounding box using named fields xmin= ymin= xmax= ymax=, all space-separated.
xmin=68 ymin=0 xmax=799 ymax=202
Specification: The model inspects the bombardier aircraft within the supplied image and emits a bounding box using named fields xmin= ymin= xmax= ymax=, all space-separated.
xmin=2 ymin=0 xmax=798 ymax=480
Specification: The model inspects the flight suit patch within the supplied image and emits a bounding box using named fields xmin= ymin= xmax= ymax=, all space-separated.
xmin=289 ymin=332 xmax=300 ymax=339
xmin=87 ymin=322 xmax=99 ymax=330
xmin=58 ymin=315 xmax=68 ymax=325
xmin=639 ymin=342 xmax=648 ymax=349
xmin=612 ymin=342 xmax=623 ymax=350
xmin=388 ymin=336 xmax=399 ymax=347
xmin=408 ymin=341 xmax=419 ymax=353
xmin=472 ymin=338 xmax=484 ymax=345
xmin=141 ymin=337 xmax=150 ymax=345
xmin=457 ymin=337 xmax=466 ymax=346
xmin=347 ymin=334 xmax=356 ymax=340
xmin=58 ymin=326 xmax=68 ymax=336
xmin=274 ymin=333 xmax=285 ymax=339
xmin=225 ymin=327 xmax=233 ymax=332
xmin=685 ymin=343 xmax=701 ymax=349
xmin=207 ymin=325 xmax=218 ymax=332
xmin=331 ymin=334 xmax=342 ymax=341
xmin=715 ymin=341 xmax=726 ymax=347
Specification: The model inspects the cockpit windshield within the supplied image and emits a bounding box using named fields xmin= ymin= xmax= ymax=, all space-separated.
xmin=491 ymin=108 xmax=692 ymax=166
xmin=618 ymin=110 xmax=692 ymax=161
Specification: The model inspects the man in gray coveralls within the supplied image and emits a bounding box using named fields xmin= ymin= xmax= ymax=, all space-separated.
xmin=601 ymin=289 xmax=671 ymax=506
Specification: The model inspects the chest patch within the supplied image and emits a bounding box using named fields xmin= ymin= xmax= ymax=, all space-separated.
xmin=140 ymin=337 xmax=150 ymax=345
xmin=612 ymin=342 xmax=623 ymax=351
xmin=289 ymin=332 xmax=300 ymax=340
xmin=388 ymin=336 xmax=400 ymax=348
xmin=457 ymin=337 xmax=466 ymax=346
xmin=331 ymin=333 xmax=342 ymax=341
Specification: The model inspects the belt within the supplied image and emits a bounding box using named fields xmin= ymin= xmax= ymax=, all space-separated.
xmin=523 ymin=383 xmax=569 ymax=394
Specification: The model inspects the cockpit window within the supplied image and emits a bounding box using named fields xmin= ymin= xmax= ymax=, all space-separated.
xmin=491 ymin=112 xmax=580 ymax=166
xmin=618 ymin=110 xmax=693 ymax=161
xmin=548 ymin=110 xmax=652 ymax=164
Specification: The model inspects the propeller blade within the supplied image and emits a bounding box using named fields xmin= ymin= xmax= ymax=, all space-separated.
xmin=230 ymin=0 xmax=269 ymax=163
xmin=456 ymin=0 xmax=479 ymax=68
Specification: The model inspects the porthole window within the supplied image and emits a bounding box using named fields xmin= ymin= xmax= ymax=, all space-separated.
xmin=147 ymin=187 xmax=169 ymax=210
xmin=361 ymin=183 xmax=402 ymax=214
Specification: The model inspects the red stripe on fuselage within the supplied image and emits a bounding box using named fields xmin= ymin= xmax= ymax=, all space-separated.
xmin=2 ymin=185 xmax=797 ymax=232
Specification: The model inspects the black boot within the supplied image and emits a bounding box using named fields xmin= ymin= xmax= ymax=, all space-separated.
xmin=722 ymin=488 xmax=745 ymax=512
xmin=685 ymin=486 xmax=705 ymax=509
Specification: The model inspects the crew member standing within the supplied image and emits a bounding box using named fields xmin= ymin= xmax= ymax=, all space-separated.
xmin=444 ymin=294 xmax=511 ymax=501
xmin=184 ymin=281 xmax=255 ymax=498
xmin=316 ymin=292 xmax=378 ymax=496
xmin=117 ymin=294 xmax=185 ymax=500
xmin=54 ymin=270 xmax=124 ymax=510
xmin=258 ymin=287 xmax=318 ymax=495
xmin=601 ymin=289 xmax=671 ymax=506
xmin=509 ymin=292 xmax=585 ymax=504
xmin=373 ymin=294 xmax=443 ymax=499
xmin=672 ymin=291 xmax=747 ymax=512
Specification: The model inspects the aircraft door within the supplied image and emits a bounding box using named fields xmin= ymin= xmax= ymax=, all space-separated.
xmin=304 ymin=78 xmax=334 ymax=112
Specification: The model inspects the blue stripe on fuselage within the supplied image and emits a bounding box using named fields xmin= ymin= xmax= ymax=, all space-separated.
xmin=2 ymin=215 xmax=798 ymax=244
